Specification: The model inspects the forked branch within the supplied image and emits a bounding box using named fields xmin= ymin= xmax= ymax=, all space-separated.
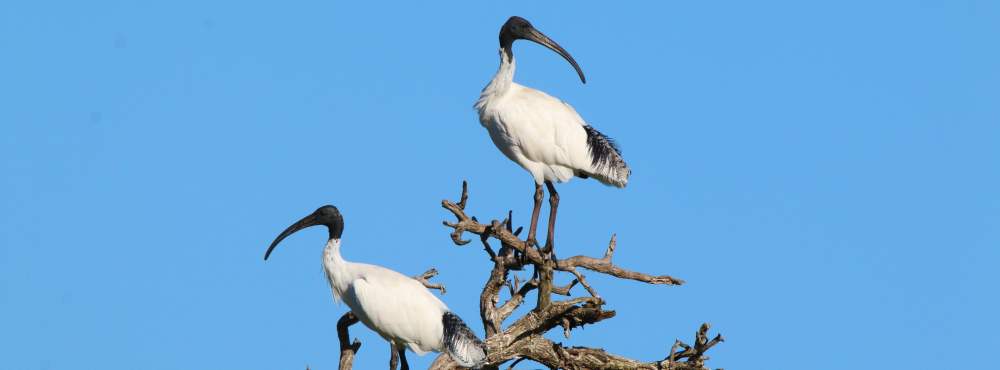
xmin=414 ymin=268 xmax=447 ymax=295
xmin=434 ymin=181 xmax=720 ymax=370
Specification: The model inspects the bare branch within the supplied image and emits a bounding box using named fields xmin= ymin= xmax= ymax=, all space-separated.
xmin=555 ymin=234 xmax=684 ymax=286
xmin=437 ymin=181 xmax=721 ymax=370
xmin=566 ymin=267 xmax=599 ymax=298
xmin=556 ymin=255 xmax=685 ymax=286
xmin=413 ymin=268 xmax=446 ymax=295
xmin=667 ymin=323 xmax=725 ymax=368
xmin=478 ymin=223 xmax=512 ymax=338
xmin=457 ymin=180 xmax=469 ymax=210
xmin=551 ymin=278 xmax=577 ymax=296
xmin=443 ymin=184 xmax=685 ymax=287
xmin=604 ymin=233 xmax=617 ymax=261
xmin=336 ymin=312 xmax=361 ymax=370
xmin=535 ymin=260 xmax=555 ymax=311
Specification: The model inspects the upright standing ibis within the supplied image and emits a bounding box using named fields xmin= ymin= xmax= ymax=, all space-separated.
xmin=475 ymin=16 xmax=630 ymax=251
xmin=265 ymin=205 xmax=487 ymax=369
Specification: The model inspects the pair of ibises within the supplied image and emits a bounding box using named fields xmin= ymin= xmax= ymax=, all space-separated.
xmin=264 ymin=16 xmax=631 ymax=369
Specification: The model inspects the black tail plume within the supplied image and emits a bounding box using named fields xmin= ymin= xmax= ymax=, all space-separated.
xmin=442 ymin=312 xmax=487 ymax=368
xmin=583 ymin=125 xmax=630 ymax=187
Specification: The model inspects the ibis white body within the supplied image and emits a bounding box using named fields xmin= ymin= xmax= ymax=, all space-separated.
xmin=476 ymin=52 xmax=629 ymax=188
xmin=322 ymin=239 xmax=447 ymax=355
xmin=265 ymin=205 xmax=485 ymax=368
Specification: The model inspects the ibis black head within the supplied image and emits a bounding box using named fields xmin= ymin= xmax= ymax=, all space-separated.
xmin=499 ymin=16 xmax=586 ymax=84
xmin=264 ymin=205 xmax=344 ymax=260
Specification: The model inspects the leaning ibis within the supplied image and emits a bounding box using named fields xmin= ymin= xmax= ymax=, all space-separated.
xmin=264 ymin=205 xmax=487 ymax=369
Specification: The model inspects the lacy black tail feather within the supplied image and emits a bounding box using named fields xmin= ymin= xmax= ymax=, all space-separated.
xmin=583 ymin=125 xmax=630 ymax=187
xmin=442 ymin=312 xmax=487 ymax=368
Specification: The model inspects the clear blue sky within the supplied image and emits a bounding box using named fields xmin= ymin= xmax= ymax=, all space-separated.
xmin=2 ymin=1 xmax=997 ymax=369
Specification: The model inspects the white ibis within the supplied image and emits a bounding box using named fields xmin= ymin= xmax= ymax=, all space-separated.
xmin=265 ymin=205 xmax=487 ymax=369
xmin=475 ymin=16 xmax=630 ymax=251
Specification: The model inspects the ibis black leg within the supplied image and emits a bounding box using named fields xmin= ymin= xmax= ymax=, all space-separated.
xmin=543 ymin=181 xmax=559 ymax=254
xmin=390 ymin=346 xmax=399 ymax=370
xmin=526 ymin=183 xmax=544 ymax=249
xmin=397 ymin=347 xmax=409 ymax=370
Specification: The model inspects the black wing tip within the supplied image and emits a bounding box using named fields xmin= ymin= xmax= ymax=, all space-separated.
xmin=442 ymin=312 xmax=487 ymax=368
xmin=583 ymin=125 xmax=629 ymax=187
xmin=583 ymin=125 xmax=623 ymax=158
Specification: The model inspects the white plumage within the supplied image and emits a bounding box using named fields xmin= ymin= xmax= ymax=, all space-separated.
xmin=476 ymin=55 xmax=628 ymax=188
xmin=265 ymin=205 xmax=486 ymax=369
xmin=474 ymin=16 xmax=630 ymax=250
xmin=477 ymin=16 xmax=629 ymax=190
xmin=322 ymin=239 xmax=447 ymax=355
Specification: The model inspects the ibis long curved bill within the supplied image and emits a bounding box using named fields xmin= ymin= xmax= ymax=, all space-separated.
xmin=477 ymin=16 xmax=630 ymax=253
xmin=501 ymin=16 xmax=586 ymax=84
xmin=264 ymin=205 xmax=343 ymax=260
xmin=524 ymin=27 xmax=586 ymax=84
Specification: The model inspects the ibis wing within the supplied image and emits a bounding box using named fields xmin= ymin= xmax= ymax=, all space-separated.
xmin=510 ymin=87 xmax=629 ymax=187
xmin=347 ymin=270 xmax=447 ymax=354
xmin=501 ymin=87 xmax=592 ymax=169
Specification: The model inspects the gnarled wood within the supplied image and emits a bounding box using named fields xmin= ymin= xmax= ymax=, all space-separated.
xmin=435 ymin=181 xmax=721 ymax=370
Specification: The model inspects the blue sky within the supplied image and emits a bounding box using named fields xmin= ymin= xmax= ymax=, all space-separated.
xmin=2 ymin=1 xmax=998 ymax=369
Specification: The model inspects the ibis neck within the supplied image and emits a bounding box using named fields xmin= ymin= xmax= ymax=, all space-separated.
xmin=482 ymin=47 xmax=516 ymax=97
xmin=322 ymin=238 xmax=350 ymax=299
xmin=323 ymin=238 xmax=347 ymax=266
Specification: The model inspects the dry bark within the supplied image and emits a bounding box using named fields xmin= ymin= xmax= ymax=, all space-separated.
xmin=432 ymin=181 xmax=722 ymax=370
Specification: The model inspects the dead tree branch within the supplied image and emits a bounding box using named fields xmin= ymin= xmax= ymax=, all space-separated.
xmin=414 ymin=268 xmax=447 ymax=295
xmin=336 ymin=312 xmax=361 ymax=370
xmin=434 ymin=181 xmax=720 ymax=370
xmin=666 ymin=323 xmax=725 ymax=369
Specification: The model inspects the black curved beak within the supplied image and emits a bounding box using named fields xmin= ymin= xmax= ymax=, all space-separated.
xmin=264 ymin=211 xmax=320 ymax=260
xmin=525 ymin=27 xmax=586 ymax=84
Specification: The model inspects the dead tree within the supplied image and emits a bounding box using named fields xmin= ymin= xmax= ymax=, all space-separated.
xmin=335 ymin=182 xmax=722 ymax=370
